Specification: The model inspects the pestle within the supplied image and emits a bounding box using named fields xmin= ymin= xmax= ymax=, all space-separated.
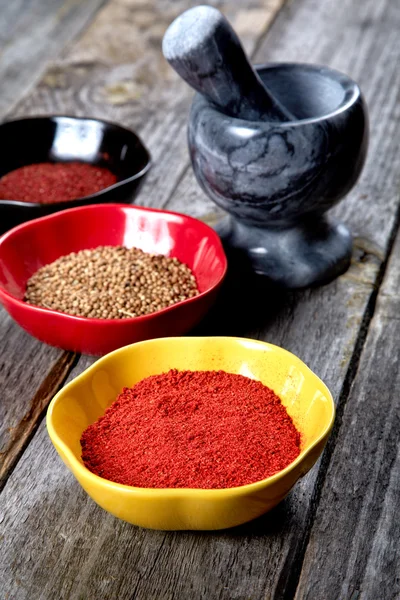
xmin=162 ymin=5 xmax=293 ymax=122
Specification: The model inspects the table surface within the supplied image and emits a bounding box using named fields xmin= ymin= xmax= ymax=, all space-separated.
xmin=1 ymin=0 xmax=400 ymax=598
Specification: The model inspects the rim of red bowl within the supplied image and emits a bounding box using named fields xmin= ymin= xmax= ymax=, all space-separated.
xmin=0 ymin=203 xmax=228 ymax=325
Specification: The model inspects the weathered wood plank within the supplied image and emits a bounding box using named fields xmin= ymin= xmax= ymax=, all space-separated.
xmin=0 ymin=0 xmax=287 ymax=482
xmin=10 ymin=0 xmax=286 ymax=209
xmin=0 ymin=0 xmax=286 ymax=480
xmin=295 ymin=230 xmax=400 ymax=600
xmin=0 ymin=0 xmax=108 ymax=492
xmin=0 ymin=314 xmax=76 ymax=490
xmin=0 ymin=0 xmax=107 ymax=118
xmin=0 ymin=270 xmax=370 ymax=600
xmin=2 ymin=0 xmax=400 ymax=599
xmin=157 ymin=0 xmax=400 ymax=595
xmin=0 ymin=1 xmax=289 ymax=599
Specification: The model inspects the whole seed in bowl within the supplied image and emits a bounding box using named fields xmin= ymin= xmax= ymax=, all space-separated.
xmin=24 ymin=245 xmax=199 ymax=319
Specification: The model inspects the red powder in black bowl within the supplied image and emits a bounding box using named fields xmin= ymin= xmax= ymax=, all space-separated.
xmin=80 ymin=369 xmax=301 ymax=489
xmin=0 ymin=161 xmax=117 ymax=204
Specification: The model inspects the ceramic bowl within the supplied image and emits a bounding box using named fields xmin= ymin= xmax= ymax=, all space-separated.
xmin=47 ymin=336 xmax=335 ymax=530
xmin=0 ymin=204 xmax=227 ymax=355
xmin=0 ymin=116 xmax=151 ymax=233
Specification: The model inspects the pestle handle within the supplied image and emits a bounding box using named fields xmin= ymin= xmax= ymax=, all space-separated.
xmin=162 ymin=5 xmax=292 ymax=122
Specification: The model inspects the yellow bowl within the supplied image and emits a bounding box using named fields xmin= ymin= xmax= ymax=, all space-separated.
xmin=47 ymin=337 xmax=335 ymax=530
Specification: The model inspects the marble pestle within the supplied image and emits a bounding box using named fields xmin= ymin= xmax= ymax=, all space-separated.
xmin=162 ymin=5 xmax=292 ymax=122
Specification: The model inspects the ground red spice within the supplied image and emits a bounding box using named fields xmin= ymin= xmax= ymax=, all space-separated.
xmin=0 ymin=161 xmax=117 ymax=204
xmin=81 ymin=370 xmax=301 ymax=489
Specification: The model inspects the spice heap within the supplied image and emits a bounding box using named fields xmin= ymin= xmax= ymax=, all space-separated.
xmin=25 ymin=246 xmax=199 ymax=319
xmin=0 ymin=162 xmax=117 ymax=204
xmin=81 ymin=370 xmax=301 ymax=489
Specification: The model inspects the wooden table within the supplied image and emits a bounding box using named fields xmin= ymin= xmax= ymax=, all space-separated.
xmin=1 ymin=0 xmax=400 ymax=598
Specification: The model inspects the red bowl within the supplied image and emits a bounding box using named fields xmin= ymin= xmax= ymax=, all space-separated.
xmin=0 ymin=204 xmax=227 ymax=355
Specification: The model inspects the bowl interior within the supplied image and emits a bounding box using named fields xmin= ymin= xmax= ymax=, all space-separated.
xmin=0 ymin=116 xmax=150 ymax=190
xmin=258 ymin=64 xmax=355 ymax=120
xmin=48 ymin=337 xmax=334 ymax=481
xmin=0 ymin=204 xmax=226 ymax=300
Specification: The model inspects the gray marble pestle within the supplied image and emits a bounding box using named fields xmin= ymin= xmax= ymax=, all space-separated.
xmin=163 ymin=5 xmax=369 ymax=288
xmin=162 ymin=5 xmax=292 ymax=122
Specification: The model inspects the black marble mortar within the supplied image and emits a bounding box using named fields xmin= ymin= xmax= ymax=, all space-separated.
xmin=188 ymin=63 xmax=369 ymax=288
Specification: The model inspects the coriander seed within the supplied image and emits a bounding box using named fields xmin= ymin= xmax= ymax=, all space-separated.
xmin=25 ymin=245 xmax=199 ymax=319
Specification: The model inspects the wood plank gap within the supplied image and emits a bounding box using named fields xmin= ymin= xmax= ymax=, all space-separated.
xmin=0 ymin=350 xmax=78 ymax=492
xmin=278 ymin=190 xmax=400 ymax=600
xmin=0 ymin=0 xmax=109 ymax=119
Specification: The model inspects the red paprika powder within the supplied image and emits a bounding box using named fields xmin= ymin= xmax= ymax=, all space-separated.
xmin=0 ymin=161 xmax=117 ymax=204
xmin=81 ymin=370 xmax=301 ymax=489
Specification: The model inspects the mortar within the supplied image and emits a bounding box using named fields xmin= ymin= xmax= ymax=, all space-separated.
xmin=163 ymin=6 xmax=368 ymax=288
xmin=189 ymin=63 xmax=368 ymax=287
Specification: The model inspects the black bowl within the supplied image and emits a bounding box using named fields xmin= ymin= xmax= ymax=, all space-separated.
xmin=0 ymin=116 xmax=151 ymax=233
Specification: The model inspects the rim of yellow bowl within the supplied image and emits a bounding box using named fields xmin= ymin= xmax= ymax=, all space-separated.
xmin=46 ymin=336 xmax=335 ymax=496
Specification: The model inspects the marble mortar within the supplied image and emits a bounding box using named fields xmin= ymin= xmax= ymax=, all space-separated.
xmin=188 ymin=63 xmax=369 ymax=287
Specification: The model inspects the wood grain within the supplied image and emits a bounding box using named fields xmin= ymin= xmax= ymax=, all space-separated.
xmin=2 ymin=0 xmax=400 ymax=598
xmin=0 ymin=0 xmax=107 ymax=118
xmin=0 ymin=0 xmax=287 ymax=482
xmin=0 ymin=273 xmax=371 ymax=600
xmin=0 ymin=340 xmax=76 ymax=491
xmin=160 ymin=0 xmax=400 ymax=595
xmin=295 ymin=229 xmax=400 ymax=600
xmin=10 ymin=0 xmax=287 ymax=209
xmin=0 ymin=0 xmax=108 ymax=492
xmin=0 ymin=1 xmax=292 ymax=598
